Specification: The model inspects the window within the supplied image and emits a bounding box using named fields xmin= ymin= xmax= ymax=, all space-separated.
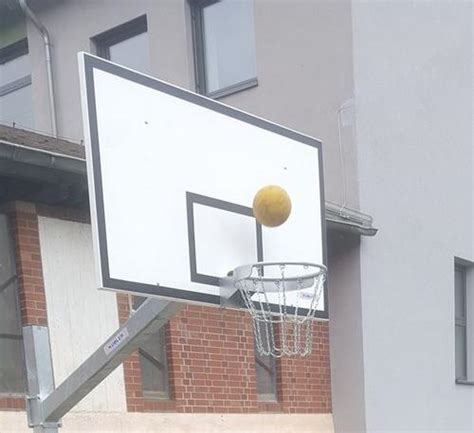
xmin=133 ymin=297 xmax=170 ymax=400
xmin=0 ymin=39 xmax=34 ymax=128
xmin=94 ymin=15 xmax=151 ymax=74
xmin=139 ymin=327 xmax=170 ymax=400
xmin=255 ymin=323 xmax=277 ymax=401
xmin=191 ymin=0 xmax=257 ymax=98
xmin=455 ymin=264 xmax=468 ymax=381
xmin=0 ymin=214 xmax=25 ymax=395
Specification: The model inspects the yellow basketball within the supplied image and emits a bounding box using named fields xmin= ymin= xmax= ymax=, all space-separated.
xmin=253 ymin=185 xmax=292 ymax=227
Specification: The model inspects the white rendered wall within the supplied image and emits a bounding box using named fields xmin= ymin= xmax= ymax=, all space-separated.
xmin=351 ymin=1 xmax=473 ymax=432
xmin=38 ymin=217 xmax=127 ymax=412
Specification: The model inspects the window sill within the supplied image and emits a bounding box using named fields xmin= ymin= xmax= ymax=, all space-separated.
xmin=141 ymin=398 xmax=177 ymax=412
xmin=455 ymin=379 xmax=474 ymax=386
xmin=257 ymin=393 xmax=278 ymax=403
xmin=142 ymin=391 xmax=170 ymax=400
xmin=206 ymin=77 xmax=258 ymax=100
xmin=0 ymin=75 xmax=32 ymax=97
xmin=257 ymin=400 xmax=282 ymax=413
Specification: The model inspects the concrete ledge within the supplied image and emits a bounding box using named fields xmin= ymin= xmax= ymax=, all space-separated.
xmin=0 ymin=411 xmax=334 ymax=433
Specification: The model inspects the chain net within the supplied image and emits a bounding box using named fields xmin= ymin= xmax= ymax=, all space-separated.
xmin=234 ymin=262 xmax=326 ymax=358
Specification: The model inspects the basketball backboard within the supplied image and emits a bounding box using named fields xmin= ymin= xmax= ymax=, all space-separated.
xmin=78 ymin=53 xmax=327 ymax=318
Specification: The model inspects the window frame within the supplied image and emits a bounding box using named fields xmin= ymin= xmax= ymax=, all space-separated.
xmin=93 ymin=15 xmax=148 ymax=61
xmin=0 ymin=213 xmax=25 ymax=397
xmin=138 ymin=326 xmax=171 ymax=401
xmin=132 ymin=297 xmax=171 ymax=400
xmin=254 ymin=322 xmax=278 ymax=402
xmin=0 ymin=38 xmax=32 ymax=106
xmin=455 ymin=263 xmax=468 ymax=382
xmin=255 ymin=350 xmax=277 ymax=402
xmin=190 ymin=0 xmax=258 ymax=99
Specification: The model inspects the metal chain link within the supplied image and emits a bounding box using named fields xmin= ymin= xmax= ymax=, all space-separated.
xmin=235 ymin=262 xmax=326 ymax=358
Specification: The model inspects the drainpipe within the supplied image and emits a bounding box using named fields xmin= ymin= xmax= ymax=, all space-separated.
xmin=19 ymin=0 xmax=57 ymax=137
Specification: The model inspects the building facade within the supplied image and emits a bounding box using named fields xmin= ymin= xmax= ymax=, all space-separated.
xmin=1 ymin=1 xmax=344 ymax=431
xmin=0 ymin=0 xmax=472 ymax=432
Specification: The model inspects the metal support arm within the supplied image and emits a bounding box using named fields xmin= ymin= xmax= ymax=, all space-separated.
xmin=23 ymin=298 xmax=180 ymax=432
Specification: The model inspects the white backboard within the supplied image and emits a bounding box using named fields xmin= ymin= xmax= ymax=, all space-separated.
xmin=78 ymin=53 xmax=327 ymax=318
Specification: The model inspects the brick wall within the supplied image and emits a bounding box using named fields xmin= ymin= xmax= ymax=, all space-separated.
xmin=5 ymin=202 xmax=89 ymax=329
xmin=1 ymin=202 xmax=332 ymax=414
xmin=118 ymin=295 xmax=332 ymax=414
xmin=0 ymin=203 xmax=46 ymax=410
xmin=0 ymin=202 xmax=89 ymax=411
xmin=278 ymin=322 xmax=331 ymax=413
xmin=0 ymin=397 xmax=25 ymax=411
xmin=168 ymin=306 xmax=258 ymax=413
xmin=8 ymin=202 xmax=48 ymax=327
xmin=118 ymin=295 xmax=178 ymax=412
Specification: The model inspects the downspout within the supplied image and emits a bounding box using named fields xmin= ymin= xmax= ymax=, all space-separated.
xmin=19 ymin=0 xmax=57 ymax=137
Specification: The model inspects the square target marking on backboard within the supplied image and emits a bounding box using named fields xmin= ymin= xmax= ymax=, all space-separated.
xmin=78 ymin=53 xmax=328 ymax=318
xmin=186 ymin=192 xmax=263 ymax=287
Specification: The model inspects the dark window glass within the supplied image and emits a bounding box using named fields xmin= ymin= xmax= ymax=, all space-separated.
xmin=133 ymin=296 xmax=170 ymax=400
xmin=94 ymin=15 xmax=150 ymax=74
xmin=0 ymin=39 xmax=33 ymax=128
xmin=192 ymin=0 xmax=257 ymax=97
xmin=0 ymin=213 xmax=25 ymax=395
xmin=139 ymin=327 xmax=170 ymax=400
xmin=108 ymin=32 xmax=150 ymax=74
xmin=0 ymin=84 xmax=33 ymax=127
xmin=455 ymin=264 xmax=467 ymax=380
xmin=255 ymin=322 xmax=277 ymax=401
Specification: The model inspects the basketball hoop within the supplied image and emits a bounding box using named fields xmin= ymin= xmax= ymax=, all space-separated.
xmin=228 ymin=262 xmax=326 ymax=358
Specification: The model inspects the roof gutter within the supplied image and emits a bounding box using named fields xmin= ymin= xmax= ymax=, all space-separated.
xmin=19 ymin=0 xmax=57 ymax=137
xmin=326 ymin=201 xmax=378 ymax=236
xmin=0 ymin=140 xmax=377 ymax=236
xmin=0 ymin=140 xmax=85 ymax=175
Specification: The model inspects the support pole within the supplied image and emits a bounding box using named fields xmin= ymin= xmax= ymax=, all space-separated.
xmin=23 ymin=298 xmax=181 ymax=431
xmin=23 ymin=326 xmax=59 ymax=433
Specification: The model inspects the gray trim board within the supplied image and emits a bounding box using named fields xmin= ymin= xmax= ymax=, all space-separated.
xmin=0 ymin=75 xmax=31 ymax=97
xmin=455 ymin=379 xmax=474 ymax=386
xmin=0 ymin=333 xmax=22 ymax=340
xmin=207 ymin=77 xmax=258 ymax=100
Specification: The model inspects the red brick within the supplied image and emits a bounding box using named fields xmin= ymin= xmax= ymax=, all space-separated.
xmin=118 ymin=298 xmax=331 ymax=414
xmin=7 ymin=203 xmax=48 ymax=328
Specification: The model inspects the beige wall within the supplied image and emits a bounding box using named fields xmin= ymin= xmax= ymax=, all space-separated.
xmin=0 ymin=412 xmax=333 ymax=433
